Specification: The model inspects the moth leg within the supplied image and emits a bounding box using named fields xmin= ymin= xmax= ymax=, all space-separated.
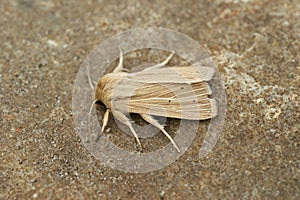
xmin=143 ymin=52 xmax=174 ymax=71
xmin=101 ymin=109 xmax=110 ymax=133
xmin=113 ymin=47 xmax=124 ymax=73
xmin=140 ymin=114 xmax=180 ymax=152
xmin=111 ymin=110 xmax=142 ymax=147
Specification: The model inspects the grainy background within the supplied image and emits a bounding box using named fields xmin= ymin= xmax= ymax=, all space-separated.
xmin=1 ymin=0 xmax=299 ymax=199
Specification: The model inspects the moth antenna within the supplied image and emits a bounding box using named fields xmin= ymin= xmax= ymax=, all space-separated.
xmin=88 ymin=100 xmax=98 ymax=134
xmin=113 ymin=47 xmax=124 ymax=73
xmin=101 ymin=109 xmax=110 ymax=133
xmin=87 ymin=65 xmax=94 ymax=90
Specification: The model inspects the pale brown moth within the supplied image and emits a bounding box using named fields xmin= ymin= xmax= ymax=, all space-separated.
xmin=89 ymin=50 xmax=217 ymax=152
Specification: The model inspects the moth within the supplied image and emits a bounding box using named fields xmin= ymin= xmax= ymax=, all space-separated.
xmin=90 ymin=50 xmax=217 ymax=152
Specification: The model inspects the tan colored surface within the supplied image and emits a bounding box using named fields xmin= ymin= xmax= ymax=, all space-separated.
xmin=1 ymin=0 xmax=299 ymax=199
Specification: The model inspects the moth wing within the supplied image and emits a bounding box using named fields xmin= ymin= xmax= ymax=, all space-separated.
xmin=125 ymin=66 xmax=215 ymax=83
xmin=112 ymin=82 xmax=217 ymax=120
xmin=110 ymin=66 xmax=217 ymax=120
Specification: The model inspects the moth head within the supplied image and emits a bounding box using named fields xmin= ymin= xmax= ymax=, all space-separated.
xmin=94 ymin=74 xmax=114 ymax=109
xmin=94 ymin=72 xmax=126 ymax=109
xmin=95 ymin=99 xmax=105 ymax=108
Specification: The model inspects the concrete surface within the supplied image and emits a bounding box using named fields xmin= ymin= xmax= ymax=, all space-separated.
xmin=1 ymin=0 xmax=299 ymax=199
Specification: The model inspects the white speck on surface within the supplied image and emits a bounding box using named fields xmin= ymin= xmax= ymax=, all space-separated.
xmin=47 ymin=40 xmax=58 ymax=47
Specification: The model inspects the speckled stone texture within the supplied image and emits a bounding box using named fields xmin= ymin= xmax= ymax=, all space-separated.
xmin=1 ymin=0 xmax=299 ymax=199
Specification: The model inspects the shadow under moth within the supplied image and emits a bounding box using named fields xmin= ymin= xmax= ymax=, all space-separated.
xmin=89 ymin=50 xmax=217 ymax=152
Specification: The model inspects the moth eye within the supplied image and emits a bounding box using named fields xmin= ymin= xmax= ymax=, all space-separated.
xmin=181 ymin=87 xmax=184 ymax=89
xmin=96 ymin=100 xmax=105 ymax=107
xmin=168 ymin=100 xmax=171 ymax=103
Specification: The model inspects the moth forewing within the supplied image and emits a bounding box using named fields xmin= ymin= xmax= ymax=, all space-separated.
xmin=124 ymin=66 xmax=214 ymax=83
xmin=111 ymin=66 xmax=217 ymax=120
xmin=94 ymin=52 xmax=217 ymax=152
